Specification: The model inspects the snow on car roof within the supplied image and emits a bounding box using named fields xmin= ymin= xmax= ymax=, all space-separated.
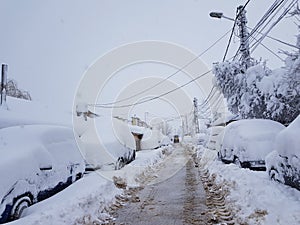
xmin=275 ymin=115 xmax=300 ymax=157
xmin=0 ymin=125 xmax=77 ymax=204
xmin=222 ymin=119 xmax=285 ymax=160
xmin=0 ymin=96 xmax=71 ymax=129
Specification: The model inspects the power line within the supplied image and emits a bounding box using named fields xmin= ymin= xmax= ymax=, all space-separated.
xmin=247 ymin=26 xmax=299 ymax=49
xmin=94 ymin=29 xmax=232 ymax=107
xmin=92 ymin=70 xmax=212 ymax=109
xmin=251 ymin=0 xmax=298 ymax=53
xmin=251 ymin=35 xmax=285 ymax=61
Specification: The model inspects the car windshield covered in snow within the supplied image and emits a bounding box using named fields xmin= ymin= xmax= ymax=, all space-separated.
xmin=0 ymin=125 xmax=85 ymax=223
xmin=266 ymin=115 xmax=300 ymax=190
xmin=218 ymin=119 xmax=285 ymax=170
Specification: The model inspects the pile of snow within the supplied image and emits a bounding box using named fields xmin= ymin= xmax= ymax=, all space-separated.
xmin=10 ymin=173 xmax=121 ymax=225
xmin=101 ymin=145 xmax=174 ymax=186
xmin=198 ymin=147 xmax=300 ymax=225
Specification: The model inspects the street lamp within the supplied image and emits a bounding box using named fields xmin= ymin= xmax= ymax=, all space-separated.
xmin=209 ymin=12 xmax=235 ymax=21
xmin=209 ymin=7 xmax=251 ymax=68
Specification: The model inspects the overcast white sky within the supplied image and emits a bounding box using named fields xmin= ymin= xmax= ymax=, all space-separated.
xmin=0 ymin=0 xmax=298 ymax=119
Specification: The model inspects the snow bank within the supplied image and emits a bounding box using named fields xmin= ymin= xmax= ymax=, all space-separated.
xmin=199 ymin=147 xmax=300 ymax=225
xmin=9 ymin=173 xmax=121 ymax=225
xmin=100 ymin=145 xmax=174 ymax=187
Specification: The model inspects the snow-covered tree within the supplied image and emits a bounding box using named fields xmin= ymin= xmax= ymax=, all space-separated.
xmin=212 ymin=60 xmax=246 ymax=115
xmin=213 ymin=33 xmax=300 ymax=125
xmin=213 ymin=6 xmax=300 ymax=125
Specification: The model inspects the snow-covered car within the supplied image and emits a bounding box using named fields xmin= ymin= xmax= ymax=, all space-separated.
xmin=0 ymin=125 xmax=85 ymax=223
xmin=77 ymin=117 xmax=137 ymax=171
xmin=217 ymin=119 xmax=285 ymax=170
xmin=266 ymin=115 xmax=300 ymax=190
xmin=206 ymin=126 xmax=225 ymax=151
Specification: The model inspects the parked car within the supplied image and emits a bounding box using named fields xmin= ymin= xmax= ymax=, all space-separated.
xmin=77 ymin=117 xmax=137 ymax=171
xmin=206 ymin=126 xmax=225 ymax=151
xmin=217 ymin=119 xmax=285 ymax=171
xmin=173 ymin=135 xmax=180 ymax=143
xmin=266 ymin=115 xmax=300 ymax=190
xmin=0 ymin=125 xmax=85 ymax=223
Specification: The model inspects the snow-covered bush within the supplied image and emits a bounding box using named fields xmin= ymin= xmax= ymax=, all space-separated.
xmin=1 ymin=79 xmax=32 ymax=100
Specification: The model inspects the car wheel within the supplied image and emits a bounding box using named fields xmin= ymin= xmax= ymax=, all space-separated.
xmin=234 ymin=157 xmax=242 ymax=168
xmin=115 ymin=157 xmax=125 ymax=170
xmin=76 ymin=173 xmax=83 ymax=181
xmin=269 ymin=168 xmax=280 ymax=182
xmin=11 ymin=196 xmax=32 ymax=220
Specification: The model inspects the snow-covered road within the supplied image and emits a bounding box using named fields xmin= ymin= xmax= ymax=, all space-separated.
xmin=111 ymin=146 xmax=209 ymax=225
xmin=7 ymin=142 xmax=300 ymax=225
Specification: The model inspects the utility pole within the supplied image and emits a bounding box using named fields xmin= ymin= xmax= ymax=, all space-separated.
xmin=183 ymin=114 xmax=189 ymax=136
xmin=193 ymin=97 xmax=200 ymax=134
xmin=144 ymin=111 xmax=149 ymax=125
xmin=236 ymin=5 xmax=251 ymax=68
xmin=1 ymin=64 xmax=8 ymax=106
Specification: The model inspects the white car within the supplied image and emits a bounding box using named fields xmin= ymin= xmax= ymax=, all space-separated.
xmin=206 ymin=126 xmax=225 ymax=151
xmin=0 ymin=125 xmax=85 ymax=223
xmin=266 ymin=115 xmax=300 ymax=190
xmin=217 ymin=119 xmax=285 ymax=170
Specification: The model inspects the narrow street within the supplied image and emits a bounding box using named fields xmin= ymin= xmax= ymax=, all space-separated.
xmin=111 ymin=146 xmax=209 ymax=225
